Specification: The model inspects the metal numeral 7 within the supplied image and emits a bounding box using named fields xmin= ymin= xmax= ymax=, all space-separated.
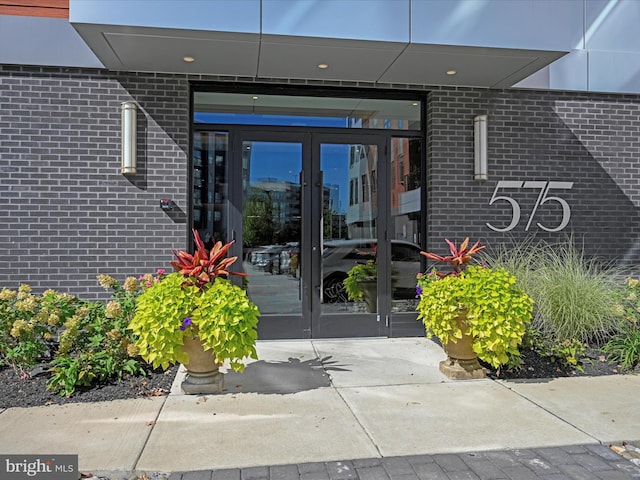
xmin=486 ymin=181 xmax=574 ymax=233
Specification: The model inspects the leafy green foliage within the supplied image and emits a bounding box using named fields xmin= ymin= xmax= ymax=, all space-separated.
xmin=614 ymin=277 xmax=640 ymax=327
xmin=131 ymin=230 xmax=259 ymax=371
xmin=601 ymin=276 xmax=640 ymax=372
xmin=129 ymin=272 xmax=259 ymax=370
xmin=0 ymin=285 xmax=80 ymax=374
xmin=602 ymin=327 xmax=640 ymax=372
xmin=344 ymin=261 xmax=377 ymax=302
xmin=243 ymin=192 xmax=276 ymax=247
xmin=523 ymin=328 xmax=587 ymax=371
xmin=417 ymin=237 xmax=533 ymax=369
xmin=0 ymin=274 xmax=158 ymax=396
xmin=47 ymin=299 xmax=145 ymax=396
xmin=45 ymin=273 xmax=159 ymax=395
xmin=417 ymin=265 xmax=533 ymax=368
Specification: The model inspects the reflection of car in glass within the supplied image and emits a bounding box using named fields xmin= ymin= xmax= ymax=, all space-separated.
xmin=278 ymin=242 xmax=299 ymax=276
xmin=322 ymin=239 xmax=422 ymax=302
xmin=252 ymin=245 xmax=285 ymax=272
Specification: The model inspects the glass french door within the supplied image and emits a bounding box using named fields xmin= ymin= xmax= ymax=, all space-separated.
xmin=193 ymin=129 xmax=422 ymax=339
xmin=238 ymin=135 xmax=306 ymax=338
xmin=228 ymin=132 xmax=386 ymax=338
xmin=311 ymin=135 xmax=387 ymax=337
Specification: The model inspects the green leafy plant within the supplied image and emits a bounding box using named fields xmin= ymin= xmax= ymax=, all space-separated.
xmin=602 ymin=327 xmax=640 ymax=372
xmin=0 ymin=285 xmax=80 ymax=375
xmin=523 ymin=328 xmax=587 ymax=371
xmin=614 ymin=276 xmax=640 ymax=327
xmin=344 ymin=260 xmax=377 ymax=302
xmin=601 ymin=276 xmax=640 ymax=372
xmin=129 ymin=230 xmax=260 ymax=370
xmin=342 ymin=244 xmax=398 ymax=310
xmin=416 ymin=238 xmax=533 ymax=369
xmin=46 ymin=272 xmax=160 ymax=396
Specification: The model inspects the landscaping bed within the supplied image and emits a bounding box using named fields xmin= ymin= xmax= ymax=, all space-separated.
xmin=0 ymin=365 xmax=178 ymax=408
xmin=0 ymin=343 xmax=632 ymax=409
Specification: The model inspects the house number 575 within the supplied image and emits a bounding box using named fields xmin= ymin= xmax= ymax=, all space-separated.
xmin=485 ymin=180 xmax=574 ymax=233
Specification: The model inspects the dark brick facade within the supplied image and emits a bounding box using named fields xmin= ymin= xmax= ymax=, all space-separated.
xmin=0 ymin=66 xmax=190 ymax=300
xmin=426 ymin=88 xmax=640 ymax=263
xmin=1 ymin=65 xmax=639 ymax=302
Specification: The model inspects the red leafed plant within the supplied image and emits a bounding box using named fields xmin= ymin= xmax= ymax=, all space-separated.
xmin=170 ymin=229 xmax=246 ymax=290
xmin=420 ymin=237 xmax=485 ymax=277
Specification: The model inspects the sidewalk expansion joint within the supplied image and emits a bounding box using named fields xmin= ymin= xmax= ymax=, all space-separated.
xmin=311 ymin=340 xmax=384 ymax=459
xmin=493 ymin=378 xmax=601 ymax=444
xmin=131 ymin=394 xmax=170 ymax=472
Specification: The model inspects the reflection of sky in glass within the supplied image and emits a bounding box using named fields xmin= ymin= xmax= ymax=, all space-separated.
xmin=248 ymin=142 xmax=349 ymax=214
xmin=321 ymin=144 xmax=350 ymax=214
xmin=249 ymin=142 xmax=301 ymax=183
xmin=195 ymin=113 xmax=348 ymax=128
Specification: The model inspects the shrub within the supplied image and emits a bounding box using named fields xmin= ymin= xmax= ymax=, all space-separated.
xmin=0 ymin=285 xmax=80 ymax=375
xmin=483 ymin=239 xmax=623 ymax=344
xmin=47 ymin=300 xmax=144 ymax=396
xmin=0 ymin=271 xmax=168 ymax=396
xmin=480 ymin=237 xmax=538 ymax=293
xmin=601 ymin=276 xmax=640 ymax=372
xmin=602 ymin=328 xmax=640 ymax=372
xmin=523 ymin=328 xmax=587 ymax=371
xmin=46 ymin=273 xmax=162 ymax=396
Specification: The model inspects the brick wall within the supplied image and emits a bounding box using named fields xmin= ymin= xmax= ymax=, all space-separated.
xmin=425 ymin=87 xmax=640 ymax=265
xmin=0 ymin=66 xmax=189 ymax=300
xmin=0 ymin=0 xmax=69 ymax=18
xmin=2 ymin=65 xmax=640 ymax=301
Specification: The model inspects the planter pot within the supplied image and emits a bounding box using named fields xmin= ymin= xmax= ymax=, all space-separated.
xmin=180 ymin=335 xmax=224 ymax=394
xmin=358 ymin=279 xmax=377 ymax=313
xmin=439 ymin=311 xmax=486 ymax=380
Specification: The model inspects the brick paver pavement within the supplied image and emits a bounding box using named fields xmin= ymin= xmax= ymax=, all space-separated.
xmin=166 ymin=444 xmax=640 ymax=480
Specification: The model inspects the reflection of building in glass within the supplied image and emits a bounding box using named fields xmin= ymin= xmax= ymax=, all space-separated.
xmin=324 ymin=183 xmax=346 ymax=240
xmin=391 ymin=137 xmax=421 ymax=244
xmin=344 ymin=118 xmax=421 ymax=243
xmin=326 ymin=183 xmax=341 ymax=213
xmin=346 ymin=144 xmax=377 ymax=239
xmin=193 ymin=132 xmax=229 ymax=246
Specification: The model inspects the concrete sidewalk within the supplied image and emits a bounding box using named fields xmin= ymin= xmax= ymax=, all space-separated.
xmin=0 ymin=338 xmax=639 ymax=478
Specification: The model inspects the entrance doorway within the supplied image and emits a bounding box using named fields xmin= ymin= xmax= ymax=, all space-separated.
xmin=191 ymin=89 xmax=424 ymax=339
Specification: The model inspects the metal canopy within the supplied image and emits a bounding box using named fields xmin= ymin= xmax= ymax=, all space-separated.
xmin=71 ymin=22 xmax=566 ymax=88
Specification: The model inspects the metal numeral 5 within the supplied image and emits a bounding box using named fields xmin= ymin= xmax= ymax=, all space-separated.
xmin=486 ymin=181 xmax=574 ymax=233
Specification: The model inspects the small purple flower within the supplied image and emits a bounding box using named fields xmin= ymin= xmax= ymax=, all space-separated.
xmin=180 ymin=317 xmax=193 ymax=331
xmin=415 ymin=285 xmax=423 ymax=298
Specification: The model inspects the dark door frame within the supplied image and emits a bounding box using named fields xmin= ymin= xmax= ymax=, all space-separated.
xmin=191 ymin=123 xmax=425 ymax=339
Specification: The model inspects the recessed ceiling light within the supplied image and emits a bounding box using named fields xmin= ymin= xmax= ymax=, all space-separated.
xmin=411 ymin=102 xmax=419 ymax=106
xmin=183 ymin=56 xmax=195 ymax=63
xmin=252 ymin=96 xmax=259 ymax=100
xmin=446 ymin=70 xmax=457 ymax=75
xmin=317 ymin=63 xmax=329 ymax=69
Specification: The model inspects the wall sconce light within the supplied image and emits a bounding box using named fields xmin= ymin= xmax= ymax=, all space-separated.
xmin=121 ymin=101 xmax=137 ymax=175
xmin=474 ymin=114 xmax=488 ymax=181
